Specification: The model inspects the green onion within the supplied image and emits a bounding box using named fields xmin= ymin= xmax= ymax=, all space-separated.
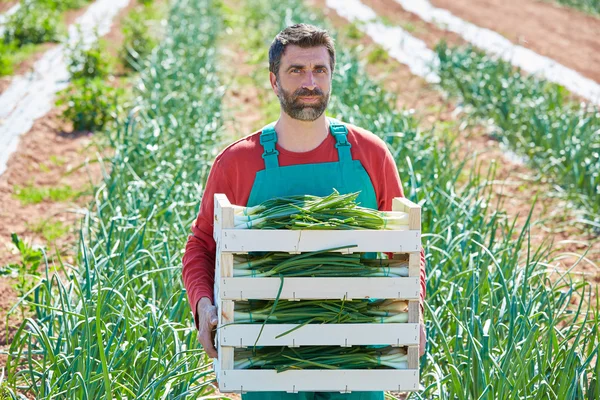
xmin=233 ymin=299 xmax=408 ymax=325
xmin=234 ymin=346 xmax=408 ymax=371
xmin=233 ymin=250 xmax=408 ymax=277
xmin=232 ymin=189 xmax=408 ymax=230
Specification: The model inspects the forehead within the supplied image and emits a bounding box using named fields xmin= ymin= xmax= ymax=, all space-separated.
xmin=281 ymin=45 xmax=330 ymax=66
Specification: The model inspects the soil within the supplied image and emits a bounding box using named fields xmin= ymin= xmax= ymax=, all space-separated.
xmin=0 ymin=1 xmax=17 ymax=13
xmin=428 ymin=0 xmax=600 ymax=83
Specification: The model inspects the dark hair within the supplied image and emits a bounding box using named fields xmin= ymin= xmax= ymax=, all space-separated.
xmin=269 ymin=24 xmax=336 ymax=78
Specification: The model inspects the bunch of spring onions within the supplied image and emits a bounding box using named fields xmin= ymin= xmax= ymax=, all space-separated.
xmin=234 ymin=299 xmax=409 ymax=326
xmin=233 ymin=247 xmax=409 ymax=277
xmin=234 ymin=346 xmax=408 ymax=371
xmin=232 ymin=190 xmax=408 ymax=230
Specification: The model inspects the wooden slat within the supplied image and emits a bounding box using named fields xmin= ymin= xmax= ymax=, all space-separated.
xmin=220 ymin=277 xmax=420 ymax=300
xmin=219 ymin=229 xmax=421 ymax=253
xmin=219 ymin=300 xmax=234 ymax=371
xmin=218 ymin=369 xmax=419 ymax=393
xmin=408 ymin=300 xmax=420 ymax=324
xmin=220 ymin=323 xmax=419 ymax=347
xmin=392 ymin=197 xmax=421 ymax=231
xmin=407 ymin=347 xmax=419 ymax=370
xmin=408 ymin=252 xmax=420 ymax=278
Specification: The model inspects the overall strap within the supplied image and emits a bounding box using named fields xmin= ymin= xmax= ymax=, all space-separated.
xmin=259 ymin=124 xmax=279 ymax=169
xmin=329 ymin=118 xmax=352 ymax=162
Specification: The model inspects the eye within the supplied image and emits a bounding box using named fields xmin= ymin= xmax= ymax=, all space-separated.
xmin=316 ymin=68 xmax=327 ymax=73
xmin=291 ymin=68 xmax=301 ymax=73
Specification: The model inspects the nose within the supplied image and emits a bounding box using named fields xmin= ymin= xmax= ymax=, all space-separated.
xmin=301 ymin=71 xmax=317 ymax=90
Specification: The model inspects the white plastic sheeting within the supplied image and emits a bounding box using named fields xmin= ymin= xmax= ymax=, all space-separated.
xmin=0 ymin=0 xmax=130 ymax=176
xmin=393 ymin=0 xmax=600 ymax=105
xmin=0 ymin=3 xmax=21 ymax=37
xmin=326 ymin=0 xmax=440 ymax=84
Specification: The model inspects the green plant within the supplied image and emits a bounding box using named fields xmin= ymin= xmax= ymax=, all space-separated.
xmin=3 ymin=2 xmax=63 ymax=46
xmin=67 ymin=33 xmax=110 ymax=79
xmin=120 ymin=8 xmax=158 ymax=70
xmin=0 ymin=234 xmax=43 ymax=317
xmin=56 ymin=78 xmax=124 ymax=132
xmin=0 ymin=41 xmax=17 ymax=76
xmin=45 ymin=0 xmax=91 ymax=10
xmin=366 ymin=46 xmax=389 ymax=64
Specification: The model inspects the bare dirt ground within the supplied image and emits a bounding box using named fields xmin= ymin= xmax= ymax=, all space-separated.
xmin=429 ymin=0 xmax=600 ymax=83
xmin=0 ymin=0 xmax=17 ymax=13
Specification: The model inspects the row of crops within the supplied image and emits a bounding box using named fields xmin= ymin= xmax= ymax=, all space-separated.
xmin=549 ymin=0 xmax=600 ymax=15
xmin=1 ymin=0 xmax=598 ymax=398
xmin=3 ymin=0 xmax=224 ymax=397
xmin=434 ymin=43 xmax=600 ymax=230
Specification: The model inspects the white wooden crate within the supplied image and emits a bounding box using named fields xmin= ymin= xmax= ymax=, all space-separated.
xmin=212 ymin=194 xmax=422 ymax=394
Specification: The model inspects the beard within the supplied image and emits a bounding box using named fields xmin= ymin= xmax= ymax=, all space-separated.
xmin=276 ymin=77 xmax=330 ymax=121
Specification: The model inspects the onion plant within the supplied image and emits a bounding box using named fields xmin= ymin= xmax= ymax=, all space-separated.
xmin=435 ymin=42 xmax=600 ymax=230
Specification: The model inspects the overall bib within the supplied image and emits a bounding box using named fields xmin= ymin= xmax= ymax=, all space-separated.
xmin=241 ymin=118 xmax=384 ymax=400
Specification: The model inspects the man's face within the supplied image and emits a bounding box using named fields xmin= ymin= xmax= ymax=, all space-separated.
xmin=273 ymin=45 xmax=332 ymax=121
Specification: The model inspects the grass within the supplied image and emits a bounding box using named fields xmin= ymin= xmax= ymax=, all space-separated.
xmin=26 ymin=219 xmax=71 ymax=242
xmin=12 ymin=183 xmax=82 ymax=205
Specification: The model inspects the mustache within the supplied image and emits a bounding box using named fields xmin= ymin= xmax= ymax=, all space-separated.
xmin=293 ymin=87 xmax=325 ymax=98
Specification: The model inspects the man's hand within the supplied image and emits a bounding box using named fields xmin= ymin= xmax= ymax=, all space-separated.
xmin=196 ymin=297 xmax=218 ymax=359
xmin=419 ymin=308 xmax=427 ymax=358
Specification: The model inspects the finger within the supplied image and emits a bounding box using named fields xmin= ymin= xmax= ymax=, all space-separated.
xmin=199 ymin=333 xmax=218 ymax=358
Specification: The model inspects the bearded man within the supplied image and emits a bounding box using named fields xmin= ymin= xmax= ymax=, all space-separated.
xmin=182 ymin=23 xmax=427 ymax=400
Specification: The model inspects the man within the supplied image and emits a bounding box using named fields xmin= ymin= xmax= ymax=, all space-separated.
xmin=183 ymin=23 xmax=427 ymax=399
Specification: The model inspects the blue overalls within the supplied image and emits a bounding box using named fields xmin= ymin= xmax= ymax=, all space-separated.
xmin=240 ymin=117 xmax=384 ymax=400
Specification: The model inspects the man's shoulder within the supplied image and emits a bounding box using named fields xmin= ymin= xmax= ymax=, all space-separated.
xmin=214 ymin=130 xmax=263 ymax=164
xmin=343 ymin=122 xmax=389 ymax=152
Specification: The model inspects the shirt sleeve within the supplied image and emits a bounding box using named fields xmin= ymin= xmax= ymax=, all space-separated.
xmin=182 ymin=156 xmax=235 ymax=330
xmin=378 ymin=148 xmax=427 ymax=315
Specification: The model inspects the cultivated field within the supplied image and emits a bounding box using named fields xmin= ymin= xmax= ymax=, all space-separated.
xmin=0 ymin=0 xmax=598 ymax=398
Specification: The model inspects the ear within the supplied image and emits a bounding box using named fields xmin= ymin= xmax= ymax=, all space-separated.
xmin=269 ymin=72 xmax=278 ymax=95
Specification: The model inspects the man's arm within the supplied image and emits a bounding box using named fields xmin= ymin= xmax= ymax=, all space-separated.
xmin=182 ymin=156 xmax=235 ymax=331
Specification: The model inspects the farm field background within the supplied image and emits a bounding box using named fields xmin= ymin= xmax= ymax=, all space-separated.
xmin=0 ymin=0 xmax=598 ymax=398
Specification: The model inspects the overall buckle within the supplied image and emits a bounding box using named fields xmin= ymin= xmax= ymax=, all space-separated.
xmin=260 ymin=131 xmax=276 ymax=144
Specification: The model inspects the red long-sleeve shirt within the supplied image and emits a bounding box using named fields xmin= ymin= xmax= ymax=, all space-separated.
xmin=182 ymin=122 xmax=426 ymax=329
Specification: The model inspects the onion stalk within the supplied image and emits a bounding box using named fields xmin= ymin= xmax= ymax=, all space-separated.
xmin=231 ymin=190 xmax=408 ymax=230
xmin=233 ymin=250 xmax=409 ymax=278
xmin=233 ymin=299 xmax=409 ymax=325
xmin=234 ymin=346 xmax=408 ymax=371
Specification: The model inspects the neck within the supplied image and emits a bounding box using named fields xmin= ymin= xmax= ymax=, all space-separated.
xmin=274 ymin=112 xmax=329 ymax=152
